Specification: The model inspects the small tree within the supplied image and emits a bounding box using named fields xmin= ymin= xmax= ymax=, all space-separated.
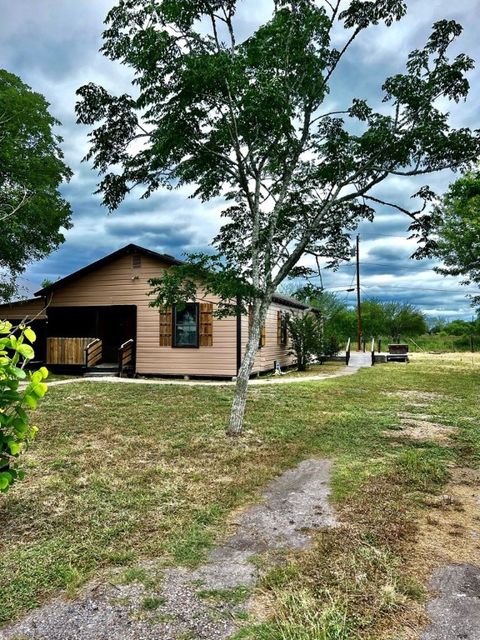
xmin=0 ymin=70 xmax=72 ymax=301
xmin=0 ymin=321 xmax=48 ymax=492
xmin=287 ymin=313 xmax=323 ymax=371
xmin=77 ymin=1 xmax=480 ymax=435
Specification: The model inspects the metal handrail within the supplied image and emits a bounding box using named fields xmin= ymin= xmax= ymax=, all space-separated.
xmin=119 ymin=338 xmax=134 ymax=351
xmin=345 ymin=337 xmax=351 ymax=366
xmin=371 ymin=337 xmax=375 ymax=366
xmin=85 ymin=338 xmax=102 ymax=368
xmin=118 ymin=339 xmax=135 ymax=377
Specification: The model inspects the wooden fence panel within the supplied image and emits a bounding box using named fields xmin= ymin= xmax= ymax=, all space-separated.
xmin=46 ymin=337 xmax=96 ymax=365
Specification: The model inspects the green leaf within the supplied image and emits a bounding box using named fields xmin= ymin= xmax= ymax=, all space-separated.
xmin=31 ymin=371 xmax=43 ymax=384
xmin=7 ymin=441 xmax=21 ymax=456
xmin=39 ymin=366 xmax=49 ymax=379
xmin=15 ymin=406 xmax=28 ymax=421
xmin=17 ymin=344 xmax=35 ymax=360
xmin=11 ymin=367 xmax=27 ymax=380
xmin=24 ymin=394 xmax=38 ymax=410
xmin=0 ymin=473 xmax=11 ymax=491
xmin=24 ymin=327 xmax=37 ymax=343
xmin=31 ymin=382 xmax=48 ymax=398
xmin=0 ymin=321 xmax=12 ymax=335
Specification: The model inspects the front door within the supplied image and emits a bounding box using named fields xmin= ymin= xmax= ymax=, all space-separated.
xmin=99 ymin=306 xmax=136 ymax=362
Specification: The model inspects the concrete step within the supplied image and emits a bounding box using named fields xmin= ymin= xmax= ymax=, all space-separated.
xmin=85 ymin=363 xmax=118 ymax=377
xmin=348 ymin=352 xmax=373 ymax=368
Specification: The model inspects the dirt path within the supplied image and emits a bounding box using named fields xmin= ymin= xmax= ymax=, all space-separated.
xmin=0 ymin=459 xmax=337 ymax=640
xmin=42 ymin=363 xmax=362 ymax=390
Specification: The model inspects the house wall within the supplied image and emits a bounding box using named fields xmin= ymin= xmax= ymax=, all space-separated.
xmin=240 ymin=301 xmax=299 ymax=374
xmin=45 ymin=252 xmax=239 ymax=377
xmin=0 ymin=253 xmax=303 ymax=377
xmin=0 ymin=298 xmax=47 ymax=321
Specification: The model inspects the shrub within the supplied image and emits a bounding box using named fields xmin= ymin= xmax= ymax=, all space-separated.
xmin=287 ymin=313 xmax=323 ymax=371
xmin=0 ymin=320 xmax=48 ymax=492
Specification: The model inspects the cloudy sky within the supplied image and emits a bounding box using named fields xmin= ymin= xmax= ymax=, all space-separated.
xmin=1 ymin=0 xmax=479 ymax=320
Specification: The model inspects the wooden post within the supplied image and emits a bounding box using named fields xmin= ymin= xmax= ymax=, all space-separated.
xmin=356 ymin=234 xmax=362 ymax=351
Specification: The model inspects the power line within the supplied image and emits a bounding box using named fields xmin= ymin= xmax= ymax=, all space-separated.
xmin=325 ymin=285 xmax=480 ymax=294
xmin=333 ymin=261 xmax=438 ymax=273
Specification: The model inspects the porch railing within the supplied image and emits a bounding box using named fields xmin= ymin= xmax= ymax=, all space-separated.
xmin=47 ymin=337 xmax=96 ymax=365
xmin=118 ymin=339 xmax=135 ymax=377
xmin=85 ymin=338 xmax=102 ymax=368
xmin=345 ymin=337 xmax=351 ymax=366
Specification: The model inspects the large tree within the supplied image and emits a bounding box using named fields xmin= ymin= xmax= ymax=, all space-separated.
xmin=0 ymin=70 xmax=72 ymax=301
xmin=433 ymin=170 xmax=480 ymax=309
xmin=77 ymin=0 xmax=479 ymax=435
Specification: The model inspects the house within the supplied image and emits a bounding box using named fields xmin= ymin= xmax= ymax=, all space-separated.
xmin=0 ymin=244 xmax=307 ymax=378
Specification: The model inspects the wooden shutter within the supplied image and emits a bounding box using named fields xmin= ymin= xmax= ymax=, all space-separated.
xmin=277 ymin=311 xmax=282 ymax=346
xmin=199 ymin=303 xmax=213 ymax=347
xmin=159 ymin=308 xmax=173 ymax=346
xmin=250 ymin=306 xmax=266 ymax=348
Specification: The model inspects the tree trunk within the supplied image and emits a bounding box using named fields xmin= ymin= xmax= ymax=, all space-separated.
xmin=227 ymin=300 xmax=266 ymax=437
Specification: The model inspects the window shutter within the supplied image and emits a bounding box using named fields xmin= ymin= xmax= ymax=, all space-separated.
xmin=250 ymin=306 xmax=266 ymax=348
xmin=159 ymin=308 xmax=173 ymax=346
xmin=260 ymin=322 xmax=266 ymax=348
xmin=277 ymin=311 xmax=282 ymax=346
xmin=199 ymin=303 xmax=213 ymax=346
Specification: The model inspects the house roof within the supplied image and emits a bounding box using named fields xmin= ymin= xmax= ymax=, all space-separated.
xmin=34 ymin=243 xmax=183 ymax=296
xmin=271 ymin=292 xmax=309 ymax=310
xmin=34 ymin=243 xmax=309 ymax=310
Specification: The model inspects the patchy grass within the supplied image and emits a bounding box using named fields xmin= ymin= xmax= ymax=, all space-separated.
xmin=0 ymin=354 xmax=478 ymax=633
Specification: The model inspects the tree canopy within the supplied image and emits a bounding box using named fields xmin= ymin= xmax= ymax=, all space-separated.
xmin=434 ymin=170 xmax=480 ymax=309
xmin=0 ymin=70 xmax=72 ymax=301
xmin=291 ymin=287 xmax=428 ymax=341
xmin=77 ymin=0 xmax=479 ymax=434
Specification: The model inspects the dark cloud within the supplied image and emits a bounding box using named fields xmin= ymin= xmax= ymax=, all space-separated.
xmin=1 ymin=0 xmax=479 ymax=318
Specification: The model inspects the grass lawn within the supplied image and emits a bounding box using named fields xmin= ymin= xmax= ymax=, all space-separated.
xmin=0 ymin=356 xmax=478 ymax=637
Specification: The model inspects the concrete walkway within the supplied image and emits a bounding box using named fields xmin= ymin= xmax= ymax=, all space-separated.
xmin=44 ymin=363 xmax=365 ymax=390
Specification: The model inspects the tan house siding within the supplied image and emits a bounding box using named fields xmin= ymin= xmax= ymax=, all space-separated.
xmin=0 ymin=247 xmax=304 ymax=377
xmin=0 ymin=298 xmax=47 ymax=321
xmin=259 ymin=302 xmax=296 ymax=371
xmin=46 ymin=253 xmax=238 ymax=377
xmin=240 ymin=301 xmax=299 ymax=374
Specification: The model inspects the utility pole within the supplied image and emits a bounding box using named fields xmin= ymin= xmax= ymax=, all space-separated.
xmin=356 ymin=234 xmax=362 ymax=351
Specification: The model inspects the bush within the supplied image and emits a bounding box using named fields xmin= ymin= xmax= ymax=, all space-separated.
xmin=0 ymin=320 xmax=48 ymax=492
xmin=287 ymin=314 xmax=323 ymax=371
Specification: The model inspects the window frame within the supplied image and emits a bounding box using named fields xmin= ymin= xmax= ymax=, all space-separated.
xmin=172 ymin=302 xmax=200 ymax=349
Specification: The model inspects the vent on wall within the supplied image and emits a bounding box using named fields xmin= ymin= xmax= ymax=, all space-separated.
xmin=132 ymin=254 xmax=142 ymax=269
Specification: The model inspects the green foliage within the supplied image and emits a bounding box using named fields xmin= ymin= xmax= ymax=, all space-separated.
xmin=0 ymin=320 xmax=47 ymax=492
xmin=77 ymin=1 xmax=479 ymax=316
xmin=148 ymin=253 xmax=257 ymax=317
xmin=286 ymin=313 xmax=324 ymax=371
xmin=291 ymin=286 xmax=428 ymax=343
xmin=434 ymin=169 xmax=480 ymax=309
xmin=0 ymin=69 xmax=72 ymax=301
xmin=361 ymin=300 xmax=428 ymax=340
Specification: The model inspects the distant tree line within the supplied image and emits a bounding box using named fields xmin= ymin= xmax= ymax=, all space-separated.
xmin=290 ymin=286 xmax=429 ymax=344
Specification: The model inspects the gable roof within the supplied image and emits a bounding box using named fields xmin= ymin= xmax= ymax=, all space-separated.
xmin=34 ymin=243 xmax=309 ymax=310
xmin=34 ymin=243 xmax=183 ymax=296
